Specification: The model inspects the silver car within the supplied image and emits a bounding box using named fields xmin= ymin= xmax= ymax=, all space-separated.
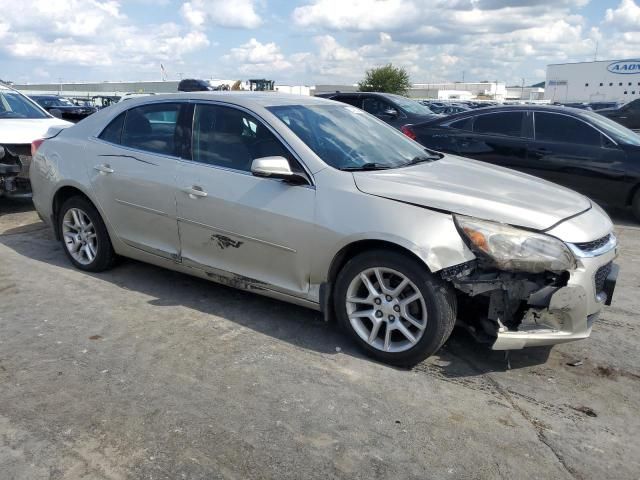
xmin=30 ymin=93 xmax=618 ymax=366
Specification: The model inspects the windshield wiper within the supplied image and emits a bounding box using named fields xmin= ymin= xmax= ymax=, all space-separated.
xmin=340 ymin=163 xmax=392 ymax=171
xmin=401 ymin=153 xmax=443 ymax=167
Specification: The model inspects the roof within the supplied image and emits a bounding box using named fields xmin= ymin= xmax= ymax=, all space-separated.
xmin=547 ymin=58 xmax=640 ymax=67
xmin=416 ymin=104 xmax=596 ymax=126
xmin=112 ymin=91 xmax=335 ymax=109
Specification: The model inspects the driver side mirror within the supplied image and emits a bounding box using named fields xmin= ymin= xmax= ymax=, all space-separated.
xmin=251 ymin=156 xmax=307 ymax=185
xmin=49 ymin=108 xmax=63 ymax=119
xmin=379 ymin=107 xmax=399 ymax=118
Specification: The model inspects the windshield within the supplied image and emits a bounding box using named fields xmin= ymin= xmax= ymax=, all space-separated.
xmin=56 ymin=97 xmax=75 ymax=106
xmin=0 ymin=89 xmax=49 ymax=119
xmin=583 ymin=110 xmax=640 ymax=146
xmin=387 ymin=94 xmax=435 ymax=115
xmin=267 ymin=104 xmax=438 ymax=170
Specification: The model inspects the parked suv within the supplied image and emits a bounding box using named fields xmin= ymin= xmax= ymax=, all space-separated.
xmin=178 ymin=79 xmax=213 ymax=92
xmin=30 ymin=93 xmax=618 ymax=366
xmin=320 ymin=92 xmax=440 ymax=130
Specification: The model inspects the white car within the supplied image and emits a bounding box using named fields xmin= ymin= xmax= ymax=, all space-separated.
xmin=0 ymin=84 xmax=71 ymax=197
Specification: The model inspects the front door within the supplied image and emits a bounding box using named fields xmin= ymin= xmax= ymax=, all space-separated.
xmin=88 ymin=102 xmax=188 ymax=259
xmin=175 ymin=103 xmax=316 ymax=297
xmin=527 ymin=111 xmax=630 ymax=206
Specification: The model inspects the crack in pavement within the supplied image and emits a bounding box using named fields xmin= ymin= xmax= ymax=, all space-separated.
xmin=442 ymin=349 xmax=580 ymax=480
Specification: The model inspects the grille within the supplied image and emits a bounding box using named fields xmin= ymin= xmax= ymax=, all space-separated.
xmin=575 ymin=234 xmax=611 ymax=253
xmin=595 ymin=262 xmax=612 ymax=294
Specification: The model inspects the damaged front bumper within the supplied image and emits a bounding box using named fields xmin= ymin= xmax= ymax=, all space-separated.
xmin=0 ymin=144 xmax=32 ymax=197
xmin=447 ymin=238 xmax=618 ymax=350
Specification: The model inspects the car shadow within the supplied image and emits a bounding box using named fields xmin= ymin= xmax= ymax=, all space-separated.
xmin=0 ymin=196 xmax=35 ymax=215
xmin=1 ymin=217 xmax=553 ymax=376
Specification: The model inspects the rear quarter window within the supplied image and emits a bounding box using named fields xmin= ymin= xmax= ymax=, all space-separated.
xmin=448 ymin=117 xmax=473 ymax=131
xmin=98 ymin=112 xmax=126 ymax=144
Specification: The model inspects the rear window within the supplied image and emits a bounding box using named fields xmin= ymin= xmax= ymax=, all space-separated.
xmin=474 ymin=112 xmax=524 ymax=137
xmin=99 ymin=112 xmax=126 ymax=144
xmin=120 ymin=103 xmax=182 ymax=156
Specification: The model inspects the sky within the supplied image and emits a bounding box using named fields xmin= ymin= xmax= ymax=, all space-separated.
xmin=1 ymin=0 xmax=639 ymax=87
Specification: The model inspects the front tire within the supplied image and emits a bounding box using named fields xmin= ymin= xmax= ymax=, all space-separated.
xmin=334 ymin=250 xmax=457 ymax=367
xmin=58 ymin=196 xmax=115 ymax=272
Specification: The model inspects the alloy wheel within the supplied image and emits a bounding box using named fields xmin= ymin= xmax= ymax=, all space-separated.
xmin=345 ymin=267 xmax=427 ymax=353
xmin=62 ymin=207 xmax=98 ymax=265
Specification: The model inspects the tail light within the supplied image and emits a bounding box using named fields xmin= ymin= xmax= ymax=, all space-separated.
xmin=31 ymin=138 xmax=45 ymax=156
xmin=401 ymin=125 xmax=416 ymax=140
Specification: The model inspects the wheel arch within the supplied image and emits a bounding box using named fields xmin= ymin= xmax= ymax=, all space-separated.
xmin=51 ymin=184 xmax=98 ymax=240
xmin=319 ymin=239 xmax=432 ymax=322
xmin=626 ymin=182 xmax=640 ymax=207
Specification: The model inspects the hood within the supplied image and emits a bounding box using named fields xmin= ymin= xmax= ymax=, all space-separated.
xmin=0 ymin=118 xmax=72 ymax=144
xmin=353 ymin=156 xmax=591 ymax=231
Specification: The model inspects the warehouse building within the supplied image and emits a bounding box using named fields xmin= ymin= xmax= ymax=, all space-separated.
xmin=545 ymin=59 xmax=640 ymax=103
xmin=312 ymin=81 xmax=507 ymax=100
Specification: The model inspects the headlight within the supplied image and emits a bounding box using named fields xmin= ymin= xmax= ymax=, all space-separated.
xmin=455 ymin=215 xmax=576 ymax=273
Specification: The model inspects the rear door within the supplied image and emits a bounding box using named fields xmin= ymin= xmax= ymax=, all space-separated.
xmin=175 ymin=102 xmax=316 ymax=297
xmin=528 ymin=111 xmax=629 ymax=205
xmin=88 ymin=102 xmax=188 ymax=259
xmin=413 ymin=116 xmax=475 ymax=154
xmin=455 ymin=111 xmax=530 ymax=170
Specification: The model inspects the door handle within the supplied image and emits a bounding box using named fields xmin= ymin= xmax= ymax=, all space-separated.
xmin=184 ymin=186 xmax=208 ymax=198
xmin=94 ymin=164 xmax=114 ymax=174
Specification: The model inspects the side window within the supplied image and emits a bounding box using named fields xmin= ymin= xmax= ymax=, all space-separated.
xmin=192 ymin=104 xmax=294 ymax=172
xmin=474 ymin=112 xmax=524 ymax=137
xmin=99 ymin=112 xmax=126 ymax=144
xmin=121 ymin=103 xmax=181 ymax=156
xmin=334 ymin=96 xmax=362 ymax=108
xmin=449 ymin=117 xmax=473 ymax=131
xmin=362 ymin=97 xmax=393 ymax=115
xmin=534 ymin=112 xmax=600 ymax=146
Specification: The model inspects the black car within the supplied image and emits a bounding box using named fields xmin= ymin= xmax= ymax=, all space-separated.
xmin=590 ymin=101 xmax=621 ymax=111
xmin=321 ymin=92 xmax=440 ymax=129
xmin=596 ymin=99 xmax=640 ymax=131
xmin=402 ymin=105 xmax=640 ymax=220
xmin=29 ymin=95 xmax=96 ymax=122
xmin=177 ymin=78 xmax=213 ymax=92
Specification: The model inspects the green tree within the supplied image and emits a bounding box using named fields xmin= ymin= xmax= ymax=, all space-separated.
xmin=358 ymin=64 xmax=411 ymax=95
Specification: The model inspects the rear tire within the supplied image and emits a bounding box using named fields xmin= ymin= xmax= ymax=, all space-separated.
xmin=58 ymin=196 xmax=115 ymax=272
xmin=334 ymin=250 xmax=457 ymax=367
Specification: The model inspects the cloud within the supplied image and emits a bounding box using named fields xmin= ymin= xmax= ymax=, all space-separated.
xmin=222 ymin=39 xmax=292 ymax=75
xmin=181 ymin=0 xmax=262 ymax=29
xmin=0 ymin=0 xmax=209 ymax=72
xmin=285 ymin=0 xmax=608 ymax=85
xmin=604 ymin=0 xmax=640 ymax=32
xmin=293 ymin=0 xmax=417 ymax=31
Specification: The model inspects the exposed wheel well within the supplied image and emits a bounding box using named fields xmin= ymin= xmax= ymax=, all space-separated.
xmin=52 ymin=186 xmax=94 ymax=239
xmin=321 ymin=239 xmax=430 ymax=321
